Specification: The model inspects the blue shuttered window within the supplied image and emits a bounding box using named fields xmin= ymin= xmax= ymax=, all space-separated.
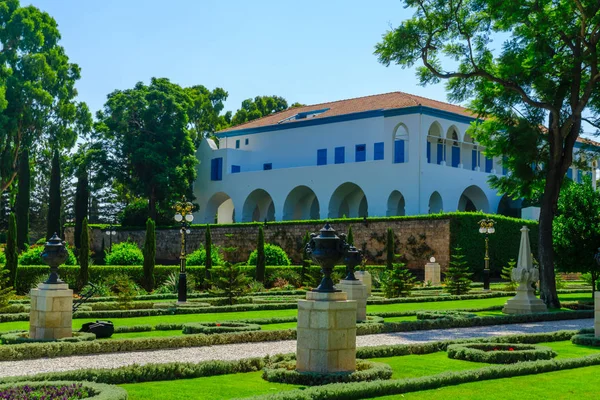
xmin=485 ymin=157 xmax=493 ymax=173
xmin=335 ymin=147 xmax=345 ymax=164
xmin=235 ymin=140 xmax=240 ymax=149
xmin=436 ymin=143 xmax=444 ymax=164
xmin=471 ymin=150 xmax=478 ymax=170
xmin=231 ymin=165 xmax=240 ymax=173
xmin=567 ymin=168 xmax=573 ymax=179
xmin=263 ymin=163 xmax=272 ymax=170
xmin=245 ymin=138 xmax=249 ymax=145
xmin=210 ymin=158 xmax=223 ymax=181
xmin=426 ymin=142 xmax=431 ymax=163
xmin=502 ymin=156 xmax=508 ymax=175
xmin=394 ymin=140 xmax=405 ymax=163
xmin=355 ymin=144 xmax=366 ymax=162
xmin=451 ymin=146 xmax=460 ymax=168
xmin=317 ymin=149 xmax=327 ymax=165
xmin=577 ymin=170 xmax=582 ymax=182
xmin=374 ymin=142 xmax=384 ymax=160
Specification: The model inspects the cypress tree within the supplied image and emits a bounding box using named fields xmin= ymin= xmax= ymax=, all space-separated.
xmin=444 ymin=247 xmax=473 ymax=295
xmin=205 ymin=225 xmax=212 ymax=285
xmin=301 ymin=231 xmax=311 ymax=285
xmin=386 ymin=228 xmax=395 ymax=270
xmin=143 ymin=218 xmax=156 ymax=292
xmin=347 ymin=226 xmax=354 ymax=246
xmin=15 ymin=150 xmax=30 ymax=251
xmin=74 ymin=164 xmax=89 ymax=249
xmin=255 ymin=225 xmax=266 ymax=282
xmin=5 ymin=213 xmax=18 ymax=288
xmin=46 ymin=150 xmax=62 ymax=239
xmin=78 ymin=218 xmax=90 ymax=289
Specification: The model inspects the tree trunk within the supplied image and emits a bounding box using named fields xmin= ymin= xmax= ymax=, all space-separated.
xmin=149 ymin=186 xmax=157 ymax=222
xmin=538 ymin=197 xmax=560 ymax=308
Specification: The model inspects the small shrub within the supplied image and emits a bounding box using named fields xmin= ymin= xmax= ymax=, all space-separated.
xmin=182 ymin=321 xmax=261 ymax=335
xmin=102 ymin=274 xmax=144 ymax=308
xmin=266 ymin=269 xmax=302 ymax=288
xmin=104 ymin=241 xmax=143 ymax=265
xmin=209 ymin=262 xmax=252 ymax=305
xmin=379 ymin=256 xmax=416 ymax=298
xmin=444 ymin=247 xmax=473 ymax=295
xmin=248 ymin=281 xmax=265 ymax=293
xmin=156 ymin=272 xmax=195 ymax=294
xmin=247 ymin=244 xmax=291 ymax=266
xmin=555 ymin=274 xmax=567 ymax=290
xmin=0 ymin=251 xmax=5 ymax=264
xmin=186 ymin=245 xmax=224 ymax=266
xmin=501 ymin=259 xmax=517 ymax=291
xmin=80 ymin=282 xmax=112 ymax=298
xmin=18 ymin=244 xmax=77 ymax=266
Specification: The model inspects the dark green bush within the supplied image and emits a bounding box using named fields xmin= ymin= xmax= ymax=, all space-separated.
xmin=182 ymin=321 xmax=261 ymax=335
xmin=118 ymin=198 xmax=172 ymax=227
xmin=0 ymin=381 xmax=127 ymax=400
xmin=248 ymin=244 xmax=291 ymax=266
xmin=446 ymin=343 xmax=556 ymax=363
xmin=187 ymin=245 xmax=224 ymax=266
xmin=18 ymin=244 xmax=77 ymax=266
xmin=571 ymin=333 xmax=600 ymax=346
xmin=104 ymin=241 xmax=143 ymax=265
xmin=416 ymin=310 xmax=478 ymax=320
xmin=0 ymin=331 xmax=96 ymax=345
xmin=0 ymin=251 xmax=5 ymax=264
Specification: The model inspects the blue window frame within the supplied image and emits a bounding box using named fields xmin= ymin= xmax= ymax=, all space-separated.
xmin=374 ymin=142 xmax=384 ymax=160
xmin=245 ymin=138 xmax=249 ymax=145
xmin=335 ymin=146 xmax=345 ymax=164
xmin=210 ymin=158 xmax=223 ymax=181
xmin=502 ymin=156 xmax=508 ymax=175
xmin=436 ymin=143 xmax=444 ymax=164
xmin=231 ymin=165 xmax=240 ymax=173
xmin=317 ymin=149 xmax=327 ymax=166
xmin=451 ymin=146 xmax=460 ymax=168
xmin=235 ymin=140 xmax=240 ymax=149
xmin=394 ymin=140 xmax=405 ymax=163
xmin=485 ymin=157 xmax=493 ymax=173
xmin=471 ymin=150 xmax=478 ymax=170
xmin=355 ymin=144 xmax=366 ymax=162
xmin=426 ymin=141 xmax=431 ymax=163
xmin=263 ymin=163 xmax=272 ymax=171
xmin=577 ymin=170 xmax=583 ymax=182
xmin=567 ymin=168 xmax=573 ymax=179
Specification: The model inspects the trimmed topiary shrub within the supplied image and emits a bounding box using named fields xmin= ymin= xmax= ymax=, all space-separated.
xmin=248 ymin=244 xmax=291 ymax=266
xmin=104 ymin=241 xmax=143 ymax=265
xmin=187 ymin=245 xmax=224 ymax=266
xmin=571 ymin=333 xmax=600 ymax=347
xmin=0 ymin=331 xmax=96 ymax=345
xmin=19 ymin=244 xmax=77 ymax=266
xmin=182 ymin=321 xmax=261 ymax=335
xmin=416 ymin=310 xmax=478 ymax=320
xmin=0 ymin=381 xmax=127 ymax=400
xmin=262 ymin=359 xmax=392 ymax=386
xmin=446 ymin=343 xmax=556 ymax=364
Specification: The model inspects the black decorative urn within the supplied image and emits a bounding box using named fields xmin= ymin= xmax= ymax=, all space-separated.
xmin=41 ymin=233 xmax=69 ymax=284
xmin=343 ymin=246 xmax=362 ymax=281
xmin=305 ymin=224 xmax=348 ymax=292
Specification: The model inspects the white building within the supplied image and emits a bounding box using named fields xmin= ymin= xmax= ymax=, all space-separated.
xmin=193 ymin=92 xmax=594 ymax=224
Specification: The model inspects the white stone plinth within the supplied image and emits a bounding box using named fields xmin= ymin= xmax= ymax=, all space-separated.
xmin=424 ymin=262 xmax=441 ymax=286
xmin=296 ymin=291 xmax=357 ymax=374
xmin=595 ymin=292 xmax=600 ymax=338
xmin=354 ymin=271 xmax=372 ymax=296
xmin=29 ymin=283 xmax=73 ymax=340
xmin=337 ymin=279 xmax=368 ymax=322
xmin=502 ymin=283 xmax=547 ymax=314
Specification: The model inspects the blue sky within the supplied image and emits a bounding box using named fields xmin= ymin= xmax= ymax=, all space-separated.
xmin=25 ymin=0 xmax=454 ymax=117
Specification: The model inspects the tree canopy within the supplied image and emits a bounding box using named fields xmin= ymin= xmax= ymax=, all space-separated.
xmin=375 ymin=0 xmax=600 ymax=308
xmin=230 ymin=95 xmax=289 ymax=126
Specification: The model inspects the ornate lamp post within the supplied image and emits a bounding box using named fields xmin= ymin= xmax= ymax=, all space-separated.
xmin=478 ymin=217 xmax=496 ymax=290
xmin=305 ymin=223 xmax=348 ymax=292
xmin=174 ymin=197 xmax=194 ymax=303
xmin=41 ymin=233 xmax=69 ymax=284
xmin=104 ymin=224 xmax=117 ymax=252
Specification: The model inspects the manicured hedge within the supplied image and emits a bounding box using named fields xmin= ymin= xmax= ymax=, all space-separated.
xmin=0 ymin=381 xmax=127 ymax=400
xmin=416 ymin=310 xmax=477 ymax=320
xmin=571 ymin=333 xmax=600 ymax=346
xmin=0 ymin=331 xmax=96 ymax=345
xmin=182 ymin=322 xmax=261 ymax=335
xmin=446 ymin=343 xmax=556 ymax=363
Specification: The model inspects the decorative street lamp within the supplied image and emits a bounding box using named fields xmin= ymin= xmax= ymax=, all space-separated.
xmin=174 ymin=197 xmax=194 ymax=303
xmin=104 ymin=224 xmax=117 ymax=252
xmin=41 ymin=233 xmax=69 ymax=284
xmin=305 ymin=223 xmax=349 ymax=292
xmin=478 ymin=217 xmax=496 ymax=290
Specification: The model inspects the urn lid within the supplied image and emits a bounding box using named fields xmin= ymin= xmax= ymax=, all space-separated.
xmin=45 ymin=233 xmax=65 ymax=249
xmin=317 ymin=223 xmax=338 ymax=239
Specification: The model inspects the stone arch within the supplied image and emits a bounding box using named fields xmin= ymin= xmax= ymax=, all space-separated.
xmin=204 ymin=192 xmax=235 ymax=224
xmin=387 ymin=190 xmax=406 ymax=216
xmin=283 ymin=186 xmax=320 ymax=221
xmin=242 ymin=189 xmax=276 ymax=222
xmin=458 ymin=185 xmax=489 ymax=213
xmin=328 ymin=182 xmax=368 ymax=218
xmin=393 ymin=123 xmax=409 ymax=163
xmin=427 ymin=121 xmax=444 ymax=164
xmin=446 ymin=126 xmax=461 ymax=168
xmin=429 ymin=191 xmax=443 ymax=213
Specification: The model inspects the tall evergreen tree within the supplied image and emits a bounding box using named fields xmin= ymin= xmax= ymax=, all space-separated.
xmin=204 ymin=225 xmax=212 ymax=286
xmin=143 ymin=218 xmax=156 ymax=292
xmin=385 ymin=228 xmax=395 ymax=270
xmin=255 ymin=226 xmax=266 ymax=282
xmin=347 ymin=226 xmax=354 ymax=246
xmin=5 ymin=213 xmax=18 ymax=288
xmin=444 ymin=247 xmax=473 ymax=296
xmin=46 ymin=150 xmax=62 ymax=239
xmin=78 ymin=218 xmax=89 ymax=289
xmin=15 ymin=150 xmax=30 ymax=251
xmin=74 ymin=163 xmax=89 ymax=249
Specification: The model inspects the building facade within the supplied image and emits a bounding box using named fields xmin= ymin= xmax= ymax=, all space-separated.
xmin=193 ymin=92 xmax=593 ymax=224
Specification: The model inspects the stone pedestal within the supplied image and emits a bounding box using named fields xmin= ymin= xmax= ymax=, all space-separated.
xmin=354 ymin=271 xmax=372 ymax=296
xmin=337 ymin=280 xmax=368 ymax=322
xmin=29 ymin=283 xmax=73 ymax=340
xmin=502 ymin=283 xmax=547 ymax=314
xmin=424 ymin=262 xmax=441 ymax=285
xmin=595 ymin=292 xmax=600 ymax=338
xmin=296 ymin=291 xmax=357 ymax=374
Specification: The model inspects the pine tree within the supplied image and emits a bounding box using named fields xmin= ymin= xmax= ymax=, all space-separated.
xmin=204 ymin=225 xmax=212 ymax=287
xmin=347 ymin=226 xmax=354 ymax=246
xmin=208 ymin=262 xmax=252 ymax=305
xmin=5 ymin=213 xmax=18 ymax=288
xmin=380 ymin=256 xmax=416 ymax=298
xmin=78 ymin=218 xmax=90 ymax=289
xmin=142 ymin=218 xmax=156 ymax=292
xmin=15 ymin=150 xmax=30 ymax=251
xmin=255 ymin=226 xmax=266 ymax=282
xmin=46 ymin=150 xmax=62 ymax=239
xmin=444 ymin=247 xmax=473 ymax=295
xmin=386 ymin=228 xmax=395 ymax=270
xmin=74 ymin=164 xmax=89 ymax=249
xmin=501 ymin=259 xmax=517 ymax=291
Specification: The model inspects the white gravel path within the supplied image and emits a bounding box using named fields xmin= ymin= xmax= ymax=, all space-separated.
xmin=0 ymin=318 xmax=591 ymax=378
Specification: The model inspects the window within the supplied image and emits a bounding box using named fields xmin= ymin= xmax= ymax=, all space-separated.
xmin=577 ymin=170 xmax=583 ymax=182
xmin=355 ymin=144 xmax=366 ymax=162
xmin=451 ymin=146 xmax=460 ymax=168
xmin=335 ymin=146 xmax=345 ymax=164
xmin=471 ymin=149 xmax=478 ymax=170
xmin=485 ymin=157 xmax=493 ymax=173
xmin=245 ymin=138 xmax=249 ymax=145
xmin=235 ymin=140 xmax=240 ymax=149
xmin=374 ymin=142 xmax=384 ymax=160
xmin=263 ymin=163 xmax=272 ymax=170
xmin=317 ymin=149 xmax=327 ymax=166
xmin=426 ymin=141 xmax=431 ymax=163
xmin=502 ymin=156 xmax=508 ymax=175
xmin=210 ymin=158 xmax=223 ymax=181
xmin=394 ymin=140 xmax=405 ymax=163
xmin=436 ymin=142 xmax=444 ymax=164
xmin=567 ymin=168 xmax=573 ymax=179
xmin=231 ymin=165 xmax=241 ymax=173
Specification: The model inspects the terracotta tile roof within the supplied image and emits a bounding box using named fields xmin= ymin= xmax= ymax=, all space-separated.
xmin=218 ymin=91 xmax=475 ymax=133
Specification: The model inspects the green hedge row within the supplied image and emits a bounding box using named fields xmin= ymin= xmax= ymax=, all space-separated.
xmin=0 ymin=381 xmax=127 ymax=400
xmin=446 ymin=343 xmax=556 ymax=364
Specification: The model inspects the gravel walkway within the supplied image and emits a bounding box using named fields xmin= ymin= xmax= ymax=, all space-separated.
xmin=0 ymin=318 xmax=591 ymax=378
